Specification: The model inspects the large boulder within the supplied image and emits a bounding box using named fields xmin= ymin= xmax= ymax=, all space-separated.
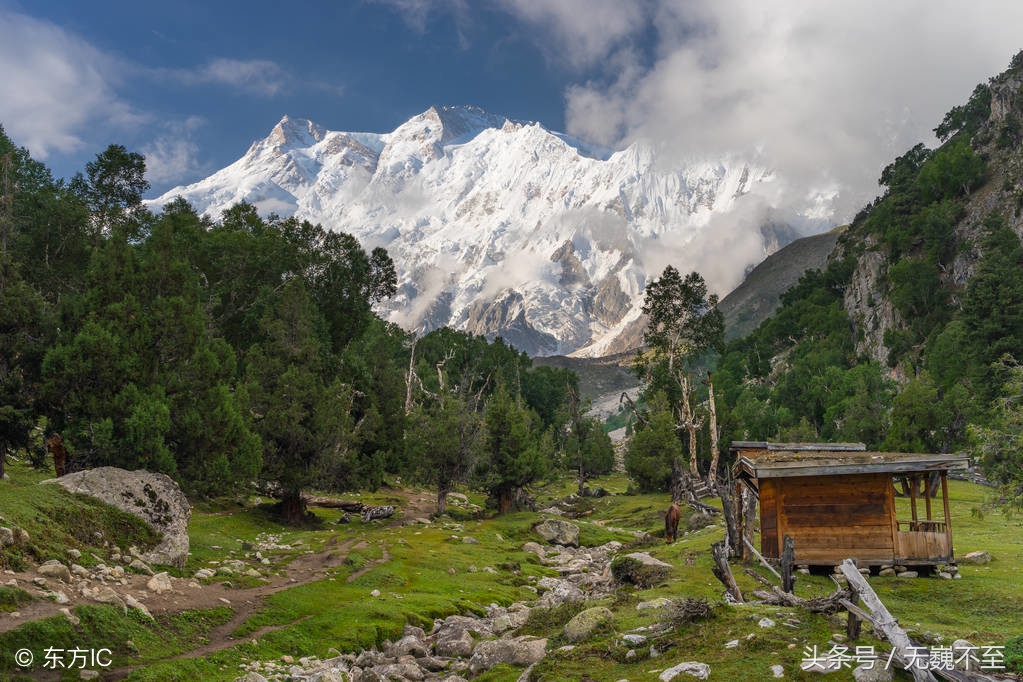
xmin=49 ymin=467 xmax=191 ymax=568
xmin=533 ymin=519 xmax=580 ymax=547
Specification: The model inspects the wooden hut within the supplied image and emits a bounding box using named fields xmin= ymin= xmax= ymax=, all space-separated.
xmin=732 ymin=442 xmax=970 ymax=567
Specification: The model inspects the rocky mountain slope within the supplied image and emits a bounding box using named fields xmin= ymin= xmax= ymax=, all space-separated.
xmin=148 ymin=106 xmax=831 ymax=356
xmin=718 ymin=227 xmax=843 ymax=340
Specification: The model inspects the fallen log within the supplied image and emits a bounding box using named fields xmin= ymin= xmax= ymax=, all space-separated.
xmin=838 ymin=559 xmax=945 ymax=682
xmin=303 ymin=495 xmax=365 ymax=512
xmin=710 ymin=540 xmax=743 ymax=603
xmin=750 ymin=585 xmax=850 ymax=614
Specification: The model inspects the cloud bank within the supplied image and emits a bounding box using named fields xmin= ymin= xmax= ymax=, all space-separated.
xmin=0 ymin=10 xmax=143 ymax=158
xmin=507 ymin=0 xmax=1023 ymax=222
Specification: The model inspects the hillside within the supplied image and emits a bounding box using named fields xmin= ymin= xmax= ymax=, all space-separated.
xmin=713 ymin=51 xmax=1023 ymax=479
xmin=718 ymin=227 xmax=843 ymax=341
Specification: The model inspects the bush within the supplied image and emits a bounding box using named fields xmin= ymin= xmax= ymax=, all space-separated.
xmin=1005 ymin=634 xmax=1023 ymax=672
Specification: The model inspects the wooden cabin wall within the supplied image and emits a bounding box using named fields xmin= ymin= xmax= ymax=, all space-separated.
xmin=759 ymin=478 xmax=780 ymax=557
xmin=776 ymin=473 xmax=894 ymax=565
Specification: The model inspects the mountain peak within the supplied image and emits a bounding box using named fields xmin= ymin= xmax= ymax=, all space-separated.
xmin=268 ymin=115 xmax=325 ymax=149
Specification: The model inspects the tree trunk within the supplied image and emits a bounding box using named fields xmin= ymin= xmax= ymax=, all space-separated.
xmin=680 ymin=374 xmax=700 ymax=477
xmin=706 ymin=373 xmax=719 ymax=492
xmin=742 ymin=485 xmax=757 ymax=563
xmin=437 ymin=488 xmax=448 ymax=516
xmin=280 ymin=491 xmax=307 ymax=525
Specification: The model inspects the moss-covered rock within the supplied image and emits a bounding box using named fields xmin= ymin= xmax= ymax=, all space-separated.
xmin=563 ymin=606 xmax=614 ymax=643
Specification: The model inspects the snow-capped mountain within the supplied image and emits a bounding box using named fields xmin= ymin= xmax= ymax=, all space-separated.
xmin=148 ymin=106 xmax=824 ymax=357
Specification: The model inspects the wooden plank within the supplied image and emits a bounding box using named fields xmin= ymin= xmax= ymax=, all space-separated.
xmin=779 ymin=526 xmax=896 ymax=542
xmin=795 ymin=549 xmax=894 ymax=563
xmin=778 ymin=473 xmax=888 ymax=493
xmin=846 ymin=558 xmax=861 ymax=640
xmin=777 ymin=490 xmax=889 ymax=506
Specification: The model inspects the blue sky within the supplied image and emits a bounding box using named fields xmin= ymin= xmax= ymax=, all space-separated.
xmin=3 ymin=0 xmax=1023 ymax=217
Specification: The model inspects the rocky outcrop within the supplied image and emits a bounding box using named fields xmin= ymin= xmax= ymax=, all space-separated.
xmin=49 ymin=467 xmax=191 ymax=568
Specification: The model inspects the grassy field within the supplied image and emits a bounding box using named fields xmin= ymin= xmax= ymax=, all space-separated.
xmin=1 ymin=461 xmax=1022 ymax=681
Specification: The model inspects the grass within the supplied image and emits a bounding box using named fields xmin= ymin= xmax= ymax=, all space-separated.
xmin=0 ymin=460 xmax=160 ymax=571
xmin=2 ymin=461 xmax=1022 ymax=681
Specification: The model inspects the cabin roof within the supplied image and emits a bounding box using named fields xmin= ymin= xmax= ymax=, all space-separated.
xmin=733 ymin=446 xmax=970 ymax=479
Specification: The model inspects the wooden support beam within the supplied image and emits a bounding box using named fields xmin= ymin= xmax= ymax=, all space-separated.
xmin=743 ymin=537 xmax=782 ymax=581
xmin=781 ymin=535 xmax=796 ymax=594
xmin=941 ymin=471 xmax=953 ymax=554
xmin=837 ymin=559 xmax=936 ymax=682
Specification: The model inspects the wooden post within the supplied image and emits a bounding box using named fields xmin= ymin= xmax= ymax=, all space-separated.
xmin=924 ymin=475 xmax=933 ymax=522
xmin=711 ymin=540 xmax=744 ymax=603
xmin=909 ymin=474 xmax=919 ymax=530
xmin=846 ymin=558 xmax=861 ymax=640
xmin=780 ymin=535 xmax=796 ymax=594
xmin=706 ymin=373 xmax=720 ymax=493
xmin=941 ymin=471 xmax=953 ymax=553
xmin=742 ymin=486 xmax=757 ymax=565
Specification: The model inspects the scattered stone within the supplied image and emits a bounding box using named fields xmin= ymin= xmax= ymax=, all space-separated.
xmin=370 ymin=589 xmax=381 ymax=598
xmin=533 ymin=519 xmax=580 ymax=547
xmin=659 ymin=661 xmax=711 ymax=680
xmin=852 ymin=663 xmax=894 ymax=681
xmin=59 ymin=607 xmax=80 ymax=626
xmin=724 ymin=639 xmax=740 ymax=649
xmin=896 ymin=571 xmax=919 ymax=579
xmin=434 ymin=630 xmax=475 ymax=658
xmin=758 ymin=617 xmax=776 ymax=628
xmin=938 ymin=571 xmax=953 ymax=580
xmin=50 ymin=467 xmax=192 ymax=568
xmin=621 ymin=634 xmax=647 ymax=647
xmin=129 ymin=559 xmax=154 ymax=576
xmin=636 ymin=597 xmax=673 ymax=611
xmin=67 ymin=548 xmax=81 ymax=560
xmin=194 ymin=568 xmax=215 ymax=580
xmin=522 ymin=542 xmax=545 ymax=558
xmin=124 ymin=594 xmax=154 ymax=621
xmin=147 ymin=572 xmax=173 ymax=594
xmin=961 ymin=550 xmax=991 ymax=565
xmin=361 ymin=505 xmax=395 ymax=522
xmin=0 ymin=527 xmax=13 ymax=546
xmin=771 ymin=664 xmax=785 ymax=678
xmin=79 ymin=670 xmax=100 ymax=680
xmin=38 ymin=562 xmax=72 ymax=583
xmin=564 ymin=606 xmax=614 ymax=643
xmin=462 ymin=536 xmax=480 ymax=545
xmin=49 ymin=591 xmax=70 ymax=605
xmin=468 ymin=637 xmax=547 ymax=674
xmin=91 ymin=587 xmax=126 ymax=613
xmin=878 ymin=568 xmax=896 ymax=577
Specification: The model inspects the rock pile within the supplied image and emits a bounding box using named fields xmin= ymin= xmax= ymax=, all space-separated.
xmin=236 ymin=535 xmax=627 ymax=681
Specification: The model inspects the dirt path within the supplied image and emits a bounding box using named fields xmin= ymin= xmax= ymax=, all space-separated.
xmin=4 ymin=487 xmax=440 ymax=680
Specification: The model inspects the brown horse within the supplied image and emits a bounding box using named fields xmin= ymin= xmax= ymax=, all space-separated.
xmin=45 ymin=433 xmax=68 ymax=477
xmin=665 ymin=502 xmax=681 ymax=543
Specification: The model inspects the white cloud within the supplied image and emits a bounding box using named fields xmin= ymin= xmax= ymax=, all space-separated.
xmin=495 ymin=0 xmax=651 ymax=69
xmin=142 ymin=116 xmax=208 ymax=186
xmin=163 ymin=58 xmax=291 ymax=96
xmin=0 ymin=10 xmax=144 ymax=158
xmin=505 ymin=0 xmax=1023 ymax=223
